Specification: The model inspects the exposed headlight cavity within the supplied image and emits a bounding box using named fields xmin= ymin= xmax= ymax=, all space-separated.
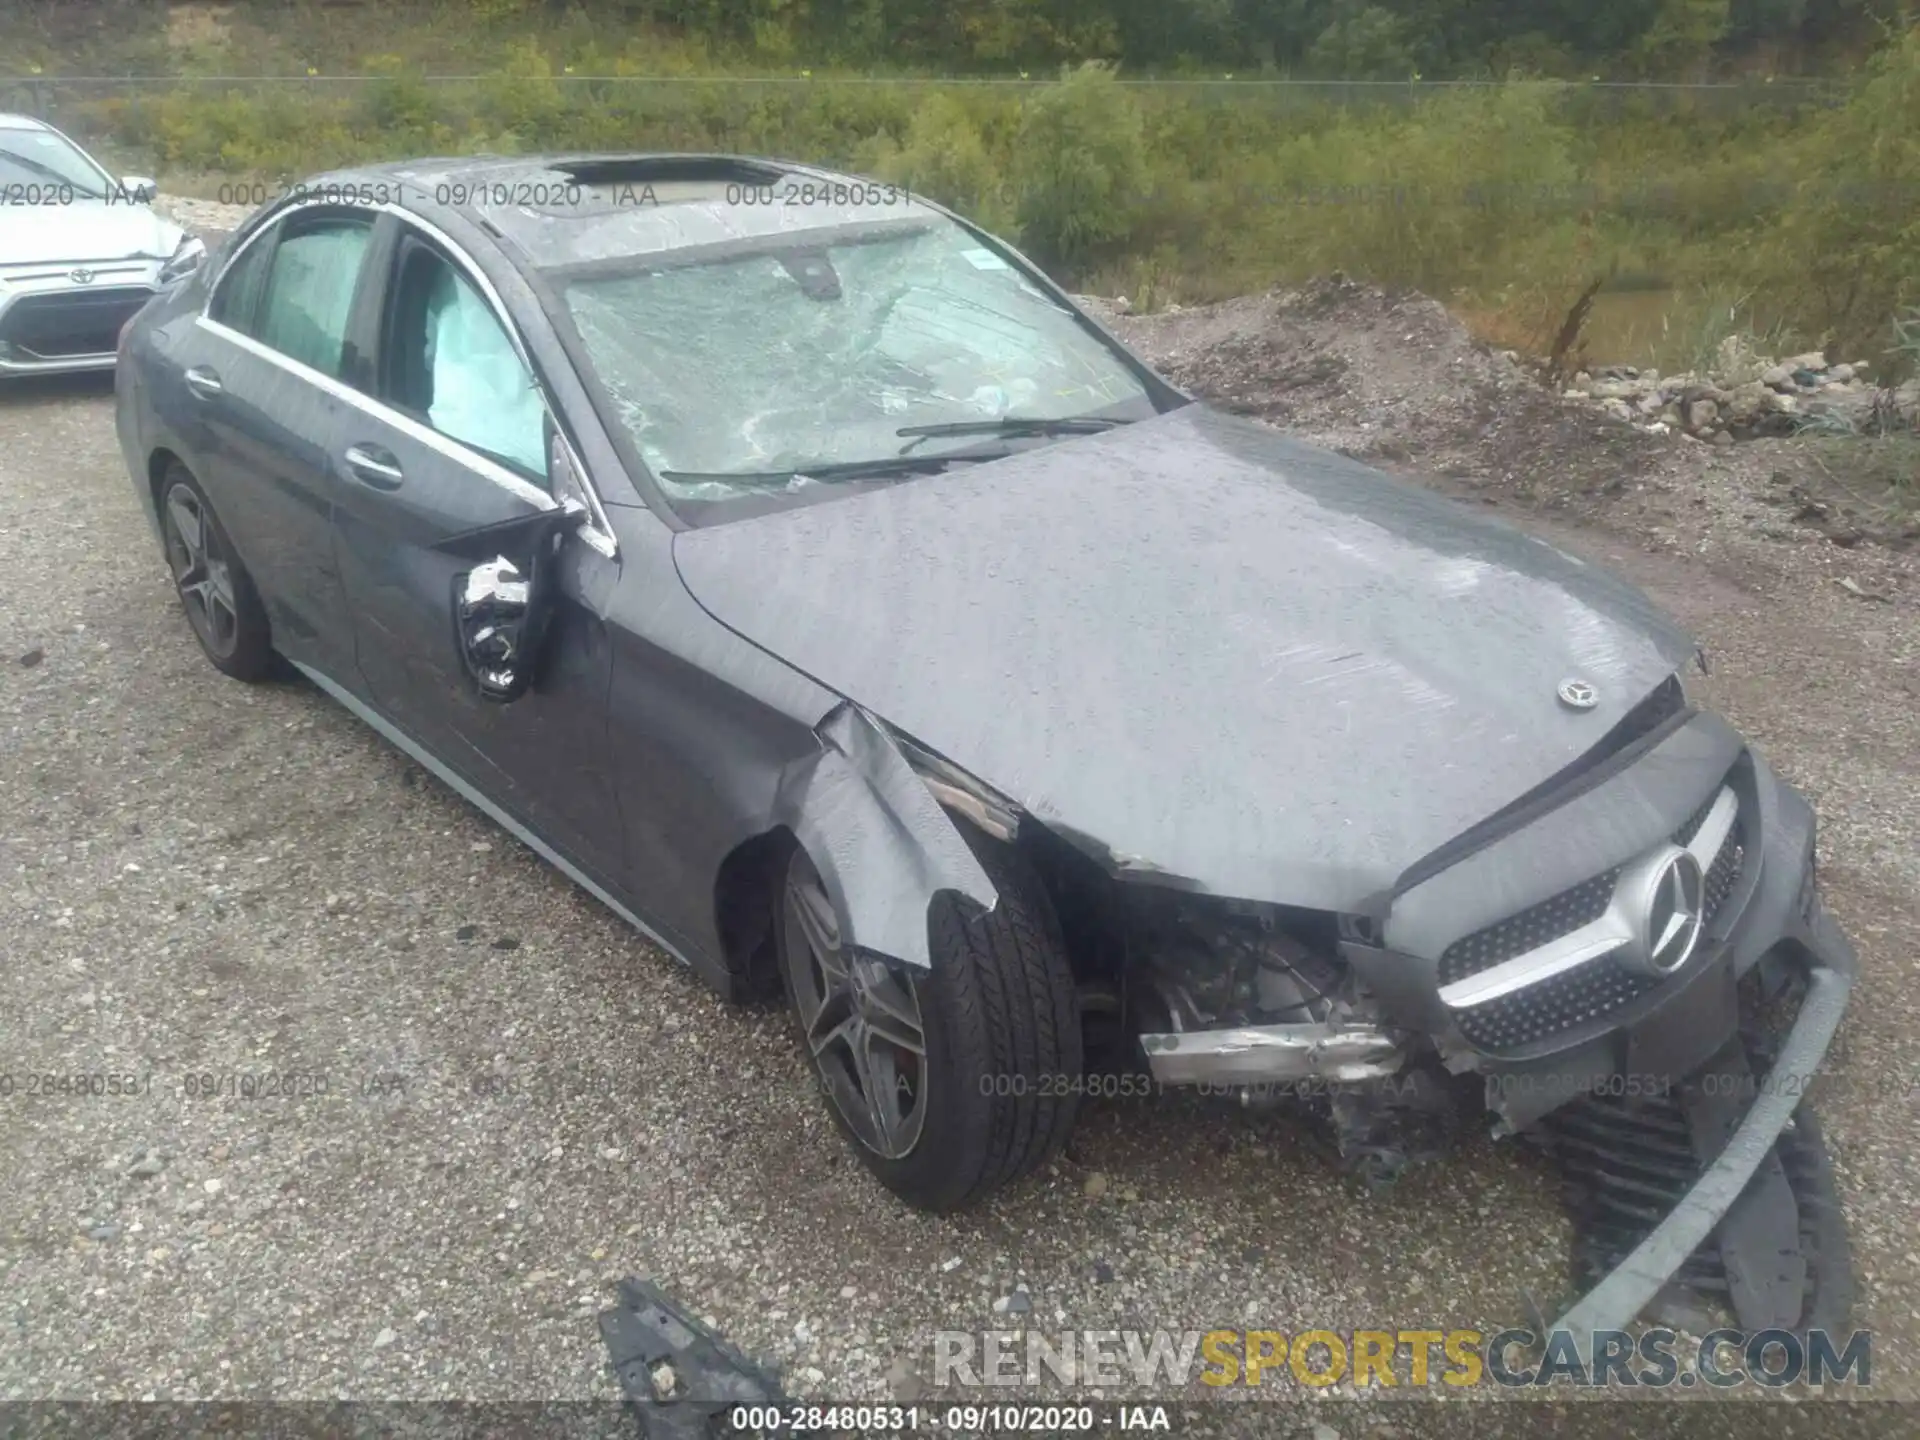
xmin=889 ymin=729 xmax=1021 ymax=842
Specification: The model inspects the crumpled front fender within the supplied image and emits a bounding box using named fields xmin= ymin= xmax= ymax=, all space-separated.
xmin=770 ymin=702 xmax=998 ymax=968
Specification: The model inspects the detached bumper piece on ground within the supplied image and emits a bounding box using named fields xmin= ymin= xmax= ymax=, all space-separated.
xmin=599 ymin=1278 xmax=788 ymax=1439
xmin=1541 ymin=961 xmax=1854 ymax=1334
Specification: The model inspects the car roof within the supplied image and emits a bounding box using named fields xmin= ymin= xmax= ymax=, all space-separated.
xmin=298 ymin=152 xmax=945 ymax=271
xmin=0 ymin=113 xmax=54 ymax=132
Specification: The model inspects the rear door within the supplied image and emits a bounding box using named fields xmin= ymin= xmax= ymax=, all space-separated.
xmin=329 ymin=216 xmax=626 ymax=878
xmin=173 ymin=206 xmax=378 ymax=678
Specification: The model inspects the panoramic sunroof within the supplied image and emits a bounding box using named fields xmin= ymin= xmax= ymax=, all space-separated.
xmin=551 ymin=155 xmax=791 ymax=188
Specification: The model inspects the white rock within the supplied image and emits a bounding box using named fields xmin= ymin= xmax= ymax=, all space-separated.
xmin=1589 ymin=379 xmax=1650 ymax=400
xmin=1725 ymin=381 xmax=1768 ymax=422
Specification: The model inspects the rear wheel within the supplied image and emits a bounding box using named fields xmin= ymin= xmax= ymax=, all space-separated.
xmin=159 ymin=465 xmax=273 ymax=681
xmin=775 ymin=835 xmax=1082 ymax=1212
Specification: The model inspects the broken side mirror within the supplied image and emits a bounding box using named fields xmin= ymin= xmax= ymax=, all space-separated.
xmin=448 ymin=507 xmax=574 ymax=704
xmin=457 ymin=554 xmax=540 ymax=703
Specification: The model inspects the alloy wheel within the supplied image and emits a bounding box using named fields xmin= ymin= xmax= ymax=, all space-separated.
xmin=781 ymin=860 xmax=929 ymax=1159
xmin=162 ymin=483 xmax=239 ymax=659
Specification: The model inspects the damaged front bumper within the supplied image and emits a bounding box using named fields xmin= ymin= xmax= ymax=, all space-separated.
xmin=1549 ymin=910 xmax=1853 ymax=1337
xmin=1131 ymin=712 xmax=1857 ymax=1334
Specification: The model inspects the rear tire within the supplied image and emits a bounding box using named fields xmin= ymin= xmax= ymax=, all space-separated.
xmin=158 ymin=464 xmax=274 ymax=681
xmin=775 ymin=831 xmax=1083 ymax=1212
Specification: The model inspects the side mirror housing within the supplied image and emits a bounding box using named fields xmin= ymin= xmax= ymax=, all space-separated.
xmin=451 ymin=509 xmax=572 ymax=703
xmin=456 ymin=555 xmax=538 ymax=702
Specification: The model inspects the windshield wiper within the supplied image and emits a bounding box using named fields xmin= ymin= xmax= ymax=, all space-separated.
xmin=659 ymin=444 xmax=1012 ymax=489
xmin=894 ymin=415 xmax=1131 ymax=454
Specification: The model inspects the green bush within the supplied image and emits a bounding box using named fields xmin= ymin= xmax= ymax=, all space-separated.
xmin=1752 ymin=27 xmax=1920 ymax=360
xmin=861 ymin=90 xmax=1004 ymax=222
xmin=1006 ymin=61 xmax=1147 ymax=272
xmin=1225 ymin=82 xmax=1581 ymax=295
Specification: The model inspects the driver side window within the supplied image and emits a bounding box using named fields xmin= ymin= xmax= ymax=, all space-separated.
xmin=380 ymin=236 xmax=549 ymax=483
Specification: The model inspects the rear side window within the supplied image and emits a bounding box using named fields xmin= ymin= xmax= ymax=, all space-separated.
xmin=250 ymin=217 xmax=373 ymax=380
xmin=207 ymin=228 xmax=275 ymax=330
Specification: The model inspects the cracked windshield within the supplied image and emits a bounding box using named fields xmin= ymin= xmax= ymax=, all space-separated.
xmin=560 ymin=214 xmax=1156 ymax=503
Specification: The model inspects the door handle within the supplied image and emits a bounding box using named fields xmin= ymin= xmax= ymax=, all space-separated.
xmin=343 ymin=443 xmax=405 ymax=491
xmin=183 ymin=366 xmax=223 ymax=399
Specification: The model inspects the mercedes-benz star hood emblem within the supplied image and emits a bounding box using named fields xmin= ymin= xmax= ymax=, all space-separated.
xmin=1557 ymin=677 xmax=1599 ymax=710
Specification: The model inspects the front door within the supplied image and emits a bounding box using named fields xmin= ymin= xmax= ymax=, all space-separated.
xmin=329 ymin=218 xmax=625 ymax=881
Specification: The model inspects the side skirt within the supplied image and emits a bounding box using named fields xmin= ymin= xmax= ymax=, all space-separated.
xmin=291 ymin=659 xmax=702 ymax=975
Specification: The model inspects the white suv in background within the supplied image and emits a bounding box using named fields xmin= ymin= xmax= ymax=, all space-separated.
xmin=0 ymin=112 xmax=205 ymax=376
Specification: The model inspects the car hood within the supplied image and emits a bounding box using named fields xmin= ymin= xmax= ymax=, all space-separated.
xmin=0 ymin=201 xmax=181 ymax=266
xmin=672 ymin=405 xmax=1697 ymax=911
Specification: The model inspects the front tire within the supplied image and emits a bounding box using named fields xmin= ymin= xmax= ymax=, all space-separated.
xmin=158 ymin=464 xmax=274 ymax=681
xmin=775 ymin=834 xmax=1083 ymax=1212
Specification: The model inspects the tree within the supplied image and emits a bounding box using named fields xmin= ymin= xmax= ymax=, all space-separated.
xmin=1305 ymin=2 xmax=1419 ymax=76
xmin=1632 ymin=0 xmax=1733 ymax=75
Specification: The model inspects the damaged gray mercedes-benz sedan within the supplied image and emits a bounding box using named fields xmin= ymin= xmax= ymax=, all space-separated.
xmin=115 ymin=152 xmax=1857 ymax=1340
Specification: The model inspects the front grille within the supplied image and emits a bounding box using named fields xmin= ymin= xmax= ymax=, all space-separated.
xmin=1438 ymin=869 xmax=1618 ymax=989
xmin=1704 ymin=825 xmax=1743 ymax=918
xmin=1456 ymin=957 xmax=1659 ymax=1051
xmin=1448 ymin=785 xmax=1747 ymax=1053
xmin=0 ymin=287 xmax=153 ymax=359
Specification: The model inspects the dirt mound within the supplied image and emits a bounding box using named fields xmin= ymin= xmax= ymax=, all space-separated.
xmin=1088 ymin=278 xmax=1915 ymax=604
xmin=1093 ymin=275 xmax=1680 ymax=508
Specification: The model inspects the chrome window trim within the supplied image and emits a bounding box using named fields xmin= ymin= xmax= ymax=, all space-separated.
xmin=1439 ymin=786 xmax=1739 ymax=1011
xmin=200 ymin=196 xmax=618 ymax=554
xmin=198 ymin=314 xmax=557 ymax=513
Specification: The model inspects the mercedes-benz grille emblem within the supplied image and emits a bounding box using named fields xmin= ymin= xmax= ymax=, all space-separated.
xmin=68 ymin=267 xmax=96 ymax=285
xmin=1556 ymin=677 xmax=1599 ymax=710
xmin=1616 ymin=847 xmax=1706 ymax=978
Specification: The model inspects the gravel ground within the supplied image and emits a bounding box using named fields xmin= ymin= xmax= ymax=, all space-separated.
xmin=2 ymin=254 xmax=1917 ymax=1434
